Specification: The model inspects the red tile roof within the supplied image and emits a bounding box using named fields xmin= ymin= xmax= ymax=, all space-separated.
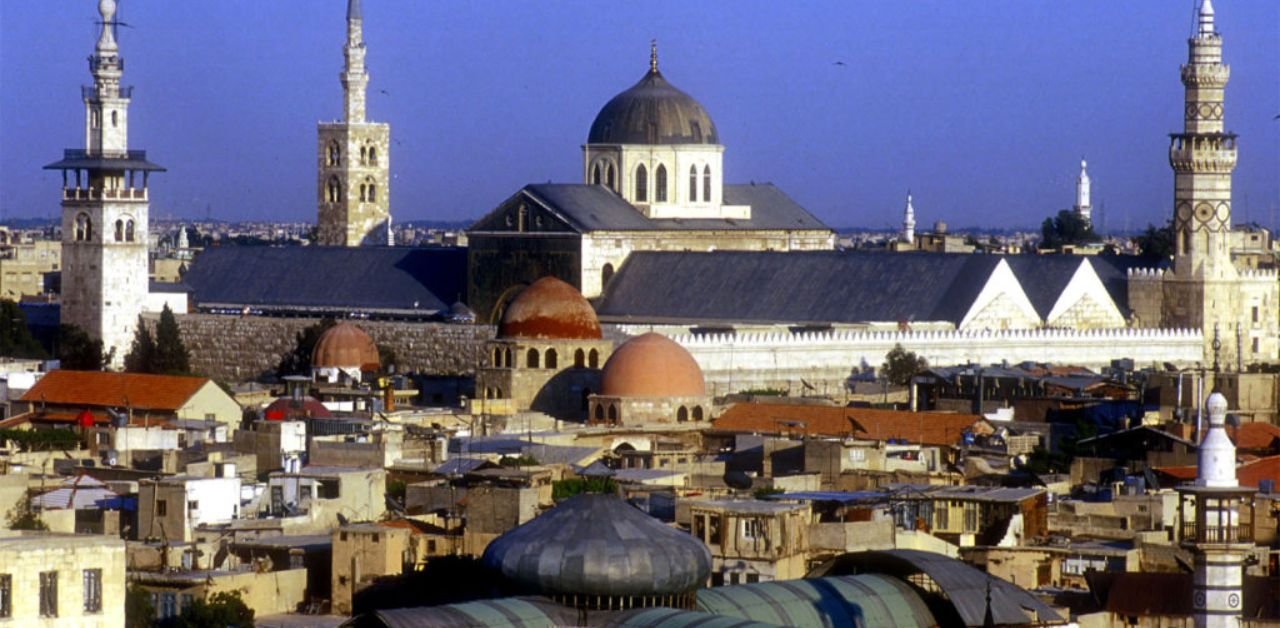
xmin=1155 ymin=454 xmax=1280 ymax=489
xmin=713 ymin=402 xmax=984 ymax=447
xmin=1234 ymin=422 xmax=1280 ymax=452
xmin=20 ymin=370 xmax=210 ymax=412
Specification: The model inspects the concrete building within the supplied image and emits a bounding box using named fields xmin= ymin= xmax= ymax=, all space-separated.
xmin=264 ymin=465 xmax=386 ymax=531
xmin=316 ymin=0 xmax=392 ymax=247
xmin=44 ymin=0 xmax=163 ymax=367
xmin=1128 ymin=0 xmax=1279 ymax=369
xmin=331 ymin=522 xmax=414 ymax=616
xmin=0 ymin=239 xmax=59 ymax=300
xmin=138 ymin=474 xmax=242 ymax=543
xmin=0 ymin=531 xmax=125 ymax=627
xmin=466 ymin=45 xmax=833 ymax=320
xmin=17 ymin=370 xmax=243 ymax=436
xmin=686 ymin=499 xmax=811 ymax=585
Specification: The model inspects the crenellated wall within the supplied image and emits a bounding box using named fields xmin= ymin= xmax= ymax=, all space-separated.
xmin=619 ymin=326 xmax=1206 ymax=397
xmin=147 ymin=313 xmax=493 ymax=383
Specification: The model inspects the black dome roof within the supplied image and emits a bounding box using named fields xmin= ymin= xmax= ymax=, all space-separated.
xmin=587 ymin=55 xmax=718 ymax=146
xmin=481 ymin=493 xmax=711 ymax=597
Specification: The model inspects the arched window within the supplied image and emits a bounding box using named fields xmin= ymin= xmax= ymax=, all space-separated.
xmin=692 ymin=406 xmax=704 ymax=421
xmin=364 ymin=177 xmax=377 ymax=203
xmin=594 ymin=404 xmax=605 ymax=421
xmin=574 ymin=349 xmax=585 ymax=368
xmin=655 ymin=165 xmax=668 ymax=202
xmin=607 ymin=405 xmax=618 ymax=422
xmin=359 ymin=183 xmax=367 ymax=202
xmin=588 ymin=349 xmax=599 ymax=369
xmin=635 ymin=164 xmax=648 ymax=202
xmin=492 ymin=347 xmax=502 ymax=367
xmin=125 ymin=219 xmax=135 ymax=242
xmin=545 ymin=348 xmax=558 ymax=369
xmin=592 ymin=164 xmax=602 ymax=185
xmin=327 ymin=176 xmax=342 ymax=203
xmin=368 ymin=146 xmax=378 ymax=165
xmin=689 ymin=166 xmax=698 ymax=202
xmin=703 ymin=165 xmax=712 ymax=202
xmin=505 ymin=348 xmax=514 ymax=368
xmin=111 ymin=110 xmax=118 ymax=127
xmin=606 ymin=163 xmax=616 ymax=190
xmin=327 ymin=141 xmax=341 ymax=167
xmin=114 ymin=219 xmax=124 ymax=242
xmin=527 ymin=348 xmax=540 ymax=368
xmin=75 ymin=214 xmax=89 ymax=241
xmin=677 ymin=406 xmax=689 ymax=422
xmin=602 ymin=263 xmax=614 ymax=289
xmin=360 ymin=146 xmax=368 ymax=164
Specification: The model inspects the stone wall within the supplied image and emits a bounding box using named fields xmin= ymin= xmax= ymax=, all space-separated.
xmin=148 ymin=313 xmax=493 ymax=383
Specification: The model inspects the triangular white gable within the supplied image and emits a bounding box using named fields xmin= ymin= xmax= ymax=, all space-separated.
xmin=1045 ymin=259 xmax=1126 ymax=328
xmin=958 ymin=259 xmax=1042 ymax=330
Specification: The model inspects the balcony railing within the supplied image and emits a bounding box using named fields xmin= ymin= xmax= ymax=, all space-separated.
xmin=61 ymin=148 xmax=149 ymax=161
xmin=1181 ymin=520 xmax=1253 ymax=544
xmin=81 ymin=85 xmax=133 ymax=100
xmin=62 ymin=187 xmax=147 ymax=202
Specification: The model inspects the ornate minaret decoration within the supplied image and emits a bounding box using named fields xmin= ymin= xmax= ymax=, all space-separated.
xmin=317 ymin=0 xmax=393 ymax=247
xmin=1176 ymin=392 xmax=1255 ymax=628
xmin=902 ymin=192 xmax=916 ymax=245
xmin=45 ymin=0 xmax=163 ymax=368
xmin=1074 ymin=159 xmax=1092 ymax=225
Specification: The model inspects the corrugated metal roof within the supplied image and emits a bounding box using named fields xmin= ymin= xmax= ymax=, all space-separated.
xmin=32 ymin=475 xmax=119 ymax=510
xmin=369 ymin=596 xmax=578 ymax=627
xmin=694 ymin=574 xmax=935 ymax=627
xmin=183 ymin=246 xmax=466 ymax=315
xmin=605 ymin=607 xmax=777 ymax=627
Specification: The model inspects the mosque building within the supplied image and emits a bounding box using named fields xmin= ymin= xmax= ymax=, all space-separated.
xmin=465 ymin=43 xmax=835 ymax=321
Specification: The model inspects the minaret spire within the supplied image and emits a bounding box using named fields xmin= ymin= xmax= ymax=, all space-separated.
xmin=650 ymin=40 xmax=659 ymax=74
xmin=902 ymin=191 xmax=916 ymax=245
xmin=342 ymin=0 xmax=368 ymax=123
xmin=1074 ymin=158 xmax=1092 ymax=225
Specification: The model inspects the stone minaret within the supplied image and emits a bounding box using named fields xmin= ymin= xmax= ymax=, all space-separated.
xmin=902 ymin=192 xmax=916 ymax=245
xmin=1176 ymin=392 xmax=1255 ymax=627
xmin=45 ymin=0 xmax=163 ymax=368
xmin=1163 ymin=0 xmax=1244 ymax=366
xmin=1074 ymin=159 xmax=1092 ymax=225
xmin=317 ymin=0 xmax=393 ymax=247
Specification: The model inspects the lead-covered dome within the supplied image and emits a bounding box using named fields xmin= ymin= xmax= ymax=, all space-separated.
xmin=312 ymin=322 xmax=380 ymax=372
xmin=601 ymin=332 xmax=705 ymax=397
xmin=499 ymin=276 xmax=602 ymax=340
xmin=587 ymin=47 xmax=718 ymax=146
xmin=481 ymin=493 xmax=711 ymax=604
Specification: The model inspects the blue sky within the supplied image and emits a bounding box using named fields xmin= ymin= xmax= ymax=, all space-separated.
xmin=1 ymin=1 xmax=1277 ymax=231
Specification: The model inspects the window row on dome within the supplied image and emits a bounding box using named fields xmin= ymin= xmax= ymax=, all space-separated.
xmin=590 ymin=401 xmax=706 ymax=425
xmin=635 ymin=163 xmax=712 ymax=204
xmin=324 ymin=140 xmax=381 ymax=167
xmin=490 ymin=346 xmax=601 ymax=370
xmin=72 ymin=213 xmax=136 ymax=243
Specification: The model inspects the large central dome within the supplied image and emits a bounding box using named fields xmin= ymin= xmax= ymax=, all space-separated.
xmin=587 ymin=47 xmax=719 ymax=146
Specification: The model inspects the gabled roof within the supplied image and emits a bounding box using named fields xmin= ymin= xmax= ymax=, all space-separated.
xmin=1235 ymin=422 xmax=1280 ymax=452
xmin=472 ymin=183 xmax=830 ymax=234
xmin=596 ymin=250 xmax=1005 ymax=326
xmin=1002 ymin=255 xmax=1088 ymax=319
xmin=32 ymin=475 xmax=120 ymax=510
xmin=183 ymin=246 xmax=466 ymax=316
xmin=714 ymin=402 xmax=983 ymax=447
xmin=20 ymin=371 xmax=211 ymax=412
xmin=1155 ymin=454 xmax=1280 ymax=489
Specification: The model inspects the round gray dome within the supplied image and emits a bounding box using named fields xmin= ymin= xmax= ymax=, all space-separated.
xmin=481 ymin=493 xmax=711 ymax=598
xmin=587 ymin=66 xmax=719 ymax=146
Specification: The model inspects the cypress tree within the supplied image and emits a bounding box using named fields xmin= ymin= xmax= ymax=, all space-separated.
xmin=152 ymin=304 xmax=191 ymax=375
xmin=124 ymin=315 xmax=155 ymax=373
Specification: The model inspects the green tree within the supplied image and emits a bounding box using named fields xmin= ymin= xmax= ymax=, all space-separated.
xmin=125 ymin=584 xmax=156 ymax=628
xmin=1134 ymin=221 xmax=1175 ymax=263
xmin=0 ymin=300 xmax=47 ymax=359
xmin=6 ymin=494 xmax=48 ymax=531
xmin=276 ymin=318 xmax=336 ymax=377
xmin=173 ymin=591 xmax=254 ymax=628
xmin=551 ymin=476 xmax=616 ymax=501
xmin=153 ymin=304 xmax=191 ymax=375
xmin=881 ymin=343 xmax=928 ymax=386
xmin=124 ymin=315 xmax=156 ymax=373
xmin=57 ymin=324 xmax=110 ymax=371
xmin=1040 ymin=209 xmax=1100 ymax=250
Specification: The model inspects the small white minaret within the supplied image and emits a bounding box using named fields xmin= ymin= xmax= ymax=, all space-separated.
xmin=1074 ymin=159 xmax=1092 ymax=225
xmin=902 ymin=192 xmax=916 ymax=245
xmin=1177 ymin=392 xmax=1254 ymax=628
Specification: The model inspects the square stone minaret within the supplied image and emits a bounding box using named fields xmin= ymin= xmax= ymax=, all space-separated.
xmin=317 ymin=0 xmax=392 ymax=247
xmin=45 ymin=0 xmax=163 ymax=368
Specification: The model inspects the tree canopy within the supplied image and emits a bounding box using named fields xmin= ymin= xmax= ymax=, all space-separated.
xmin=881 ymin=343 xmax=928 ymax=386
xmin=1040 ymin=209 xmax=1100 ymax=250
xmin=0 ymin=299 xmax=47 ymax=359
xmin=57 ymin=324 xmax=109 ymax=370
xmin=123 ymin=305 xmax=191 ymax=375
xmin=276 ymin=318 xmax=337 ymax=378
xmin=1134 ymin=221 xmax=1175 ymax=264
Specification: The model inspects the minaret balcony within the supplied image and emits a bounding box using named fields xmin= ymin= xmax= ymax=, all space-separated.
xmin=63 ymin=187 xmax=147 ymax=202
xmin=1169 ymin=134 xmax=1237 ymax=173
xmin=1180 ymin=519 xmax=1253 ymax=544
xmin=82 ymin=85 xmax=133 ymax=100
xmin=1181 ymin=63 xmax=1229 ymax=87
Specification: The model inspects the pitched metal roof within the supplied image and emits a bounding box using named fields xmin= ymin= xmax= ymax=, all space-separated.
xmin=516 ymin=183 xmax=829 ymax=233
xmin=368 ymin=596 xmax=579 ymax=628
xmin=1002 ymin=255 xmax=1087 ymax=319
xmin=606 ymin=607 xmax=776 ymax=627
xmin=693 ymin=574 xmax=935 ymax=627
xmin=183 ymin=246 xmax=466 ymax=316
xmin=595 ymin=250 xmax=1001 ymax=325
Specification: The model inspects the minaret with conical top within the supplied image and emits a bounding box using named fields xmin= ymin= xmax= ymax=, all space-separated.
xmin=1074 ymin=159 xmax=1092 ymax=225
xmin=1177 ymin=392 xmax=1255 ymax=627
xmin=902 ymin=192 xmax=916 ymax=245
xmin=45 ymin=0 xmax=164 ymax=369
xmin=317 ymin=0 xmax=392 ymax=247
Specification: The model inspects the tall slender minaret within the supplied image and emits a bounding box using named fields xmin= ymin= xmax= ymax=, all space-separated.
xmin=902 ymin=192 xmax=916 ymax=245
xmin=1163 ymin=0 xmax=1246 ymax=367
xmin=45 ymin=0 xmax=163 ymax=368
xmin=1176 ymin=392 xmax=1254 ymax=627
xmin=1074 ymin=159 xmax=1092 ymax=225
xmin=317 ymin=0 xmax=393 ymax=247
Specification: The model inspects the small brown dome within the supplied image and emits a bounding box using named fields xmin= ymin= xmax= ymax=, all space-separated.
xmin=312 ymin=322 xmax=380 ymax=372
xmin=499 ymin=277 xmax=602 ymax=340
xmin=600 ymin=333 xmax=705 ymax=397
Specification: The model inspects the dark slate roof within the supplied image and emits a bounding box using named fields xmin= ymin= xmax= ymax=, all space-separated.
xmin=596 ymin=250 xmax=1001 ymax=325
xmin=481 ymin=493 xmax=711 ymax=597
xmin=1089 ymin=254 xmax=1152 ymax=315
xmin=1002 ymin=255 xmax=1086 ymax=319
xmin=588 ymin=68 xmax=718 ymax=145
xmin=44 ymin=149 xmax=165 ymax=172
xmin=182 ymin=246 xmax=466 ymax=316
xmin=520 ymin=183 xmax=829 ymax=233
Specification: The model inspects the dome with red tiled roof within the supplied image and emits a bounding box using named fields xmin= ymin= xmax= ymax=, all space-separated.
xmin=600 ymin=333 xmax=704 ymax=398
xmin=264 ymin=395 xmax=331 ymax=420
xmin=498 ymin=277 xmax=601 ymax=340
xmin=312 ymin=322 xmax=380 ymax=372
